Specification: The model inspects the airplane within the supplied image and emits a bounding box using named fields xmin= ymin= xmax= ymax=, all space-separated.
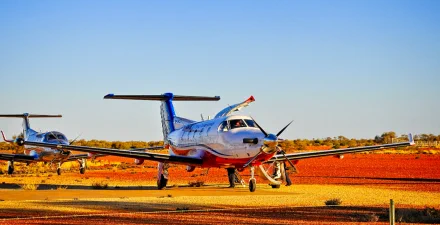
xmin=6 ymin=94 xmax=415 ymax=192
xmin=0 ymin=113 xmax=88 ymax=175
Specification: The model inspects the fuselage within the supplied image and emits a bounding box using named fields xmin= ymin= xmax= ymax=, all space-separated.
xmin=24 ymin=129 xmax=70 ymax=162
xmin=167 ymin=115 xmax=275 ymax=168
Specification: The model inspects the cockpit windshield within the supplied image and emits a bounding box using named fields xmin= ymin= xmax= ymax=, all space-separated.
xmin=46 ymin=133 xmax=67 ymax=141
xmin=244 ymin=119 xmax=257 ymax=128
xmin=229 ymin=119 xmax=247 ymax=129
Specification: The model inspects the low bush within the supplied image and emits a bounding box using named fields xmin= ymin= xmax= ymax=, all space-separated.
xmin=350 ymin=213 xmax=379 ymax=222
xmin=325 ymin=198 xmax=342 ymax=206
xmin=188 ymin=180 xmax=204 ymax=187
xmin=20 ymin=183 xmax=39 ymax=190
xmin=91 ymin=181 xmax=109 ymax=189
xmin=395 ymin=207 xmax=440 ymax=223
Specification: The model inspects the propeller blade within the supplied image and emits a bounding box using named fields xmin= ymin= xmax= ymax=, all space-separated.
xmin=276 ymin=120 xmax=293 ymax=137
xmin=278 ymin=147 xmax=296 ymax=168
xmin=251 ymin=117 xmax=268 ymax=137
xmin=69 ymin=133 xmax=83 ymax=145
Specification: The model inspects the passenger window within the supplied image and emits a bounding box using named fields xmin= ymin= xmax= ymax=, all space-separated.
xmin=230 ymin=119 xmax=247 ymax=129
xmin=218 ymin=121 xmax=229 ymax=132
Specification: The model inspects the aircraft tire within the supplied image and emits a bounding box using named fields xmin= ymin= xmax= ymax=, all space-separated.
xmin=80 ymin=167 xmax=86 ymax=174
xmin=249 ymin=178 xmax=256 ymax=192
xmin=57 ymin=168 xmax=61 ymax=176
xmin=271 ymin=184 xmax=280 ymax=189
xmin=157 ymin=174 xmax=168 ymax=190
xmin=7 ymin=166 xmax=14 ymax=175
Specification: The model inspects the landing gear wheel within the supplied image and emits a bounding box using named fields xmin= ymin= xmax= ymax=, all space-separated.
xmin=57 ymin=168 xmax=61 ymax=176
xmin=79 ymin=167 xmax=86 ymax=174
xmin=7 ymin=161 xmax=14 ymax=175
xmin=249 ymin=178 xmax=256 ymax=192
xmin=7 ymin=166 xmax=14 ymax=175
xmin=271 ymin=184 xmax=280 ymax=189
xmin=157 ymin=174 xmax=168 ymax=190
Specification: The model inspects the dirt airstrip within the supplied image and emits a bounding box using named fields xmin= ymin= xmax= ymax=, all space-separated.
xmin=0 ymin=154 xmax=439 ymax=224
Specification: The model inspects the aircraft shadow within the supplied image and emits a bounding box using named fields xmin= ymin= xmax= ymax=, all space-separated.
xmin=0 ymin=183 xmax=234 ymax=191
xmin=297 ymin=176 xmax=440 ymax=183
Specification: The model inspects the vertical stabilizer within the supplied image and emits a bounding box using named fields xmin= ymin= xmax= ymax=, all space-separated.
xmin=0 ymin=114 xmax=62 ymax=140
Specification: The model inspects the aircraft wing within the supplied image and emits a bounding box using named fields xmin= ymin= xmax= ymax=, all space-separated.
xmin=20 ymin=141 xmax=203 ymax=165
xmin=0 ymin=153 xmax=36 ymax=163
xmin=267 ymin=135 xmax=415 ymax=163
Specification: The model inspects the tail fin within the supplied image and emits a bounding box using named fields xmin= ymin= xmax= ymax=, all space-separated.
xmin=0 ymin=113 xmax=62 ymax=139
xmin=104 ymin=93 xmax=220 ymax=143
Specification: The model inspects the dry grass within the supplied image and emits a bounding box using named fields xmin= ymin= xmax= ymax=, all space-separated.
xmin=91 ymin=181 xmax=109 ymax=189
xmin=188 ymin=180 xmax=205 ymax=187
xmin=19 ymin=183 xmax=39 ymax=190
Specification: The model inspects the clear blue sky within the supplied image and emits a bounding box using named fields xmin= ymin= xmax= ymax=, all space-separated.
xmin=0 ymin=0 xmax=439 ymax=141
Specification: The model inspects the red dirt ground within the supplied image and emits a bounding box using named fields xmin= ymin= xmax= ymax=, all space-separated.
xmin=83 ymin=154 xmax=440 ymax=192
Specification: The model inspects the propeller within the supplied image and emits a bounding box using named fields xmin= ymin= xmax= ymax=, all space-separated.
xmin=69 ymin=133 xmax=83 ymax=145
xmin=242 ymin=118 xmax=294 ymax=168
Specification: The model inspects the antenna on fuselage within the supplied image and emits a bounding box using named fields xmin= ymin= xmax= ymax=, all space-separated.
xmin=200 ymin=114 xmax=204 ymax=121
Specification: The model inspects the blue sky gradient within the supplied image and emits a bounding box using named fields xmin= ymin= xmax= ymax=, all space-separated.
xmin=0 ymin=0 xmax=439 ymax=141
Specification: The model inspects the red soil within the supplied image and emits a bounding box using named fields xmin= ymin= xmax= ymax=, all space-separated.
xmin=82 ymin=154 xmax=440 ymax=192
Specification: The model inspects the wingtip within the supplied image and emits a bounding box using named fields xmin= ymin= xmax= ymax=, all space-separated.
xmin=104 ymin=93 xmax=114 ymax=99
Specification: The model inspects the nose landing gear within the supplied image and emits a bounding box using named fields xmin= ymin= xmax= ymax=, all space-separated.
xmin=249 ymin=166 xmax=256 ymax=192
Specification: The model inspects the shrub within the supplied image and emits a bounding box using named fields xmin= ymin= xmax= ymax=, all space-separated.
xmin=325 ymin=198 xmax=342 ymax=206
xmin=20 ymin=183 xmax=39 ymax=190
xmin=91 ymin=181 xmax=109 ymax=189
xmin=176 ymin=207 xmax=189 ymax=211
xmin=396 ymin=207 xmax=440 ymax=223
xmin=188 ymin=180 xmax=204 ymax=187
xmin=350 ymin=213 xmax=379 ymax=222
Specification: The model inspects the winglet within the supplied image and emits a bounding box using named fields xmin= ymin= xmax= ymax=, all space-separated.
xmin=408 ymin=133 xmax=415 ymax=145
xmin=1 ymin=131 xmax=12 ymax=143
xmin=246 ymin=96 xmax=255 ymax=103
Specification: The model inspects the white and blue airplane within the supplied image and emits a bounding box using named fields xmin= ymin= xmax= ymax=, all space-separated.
xmin=10 ymin=94 xmax=415 ymax=192
xmin=0 ymin=113 xmax=88 ymax=175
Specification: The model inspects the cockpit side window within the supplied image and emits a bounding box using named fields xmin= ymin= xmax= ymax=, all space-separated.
xmin=46 ymin=134 xmax=57 ymax=141
xmin=57 ymin=134 xmax=67 ymax=141
xmin=218 ymin=121 xmax=229 ymax=132
xmin=229 ymin=119 xmax=247 ymax=129
xmin=244 ymin=119 xmax=257 ymax=128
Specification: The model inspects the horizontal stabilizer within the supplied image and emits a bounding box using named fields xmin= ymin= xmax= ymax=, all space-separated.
xmin=104 ymin=93 xmax=220 ymax=101
xmin=0 ymin=113 xmax=61 ymax=118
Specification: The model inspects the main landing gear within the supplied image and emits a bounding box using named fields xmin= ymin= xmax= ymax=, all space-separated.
xmin=157 ymin=162 xmax=169 ymax=190
xmin=249 ymin=166 xmax=256 ymax=192
xmin=57 ymin=162 xmax=62 ymax=175
xmin=78 ymin=159 xmax=86 ymax=174
xmin=7 ymin=161 xmax=14 ymax=175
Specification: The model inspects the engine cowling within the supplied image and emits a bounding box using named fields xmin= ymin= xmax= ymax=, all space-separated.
xmin=134 ymin=159 xmax=144 ymax=165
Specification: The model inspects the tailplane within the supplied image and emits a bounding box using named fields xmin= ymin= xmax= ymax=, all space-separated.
xmin=0 ymin=113 xmax=62 ymax=139
xmin=104 ymin=93 xmax=220 ymax=143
